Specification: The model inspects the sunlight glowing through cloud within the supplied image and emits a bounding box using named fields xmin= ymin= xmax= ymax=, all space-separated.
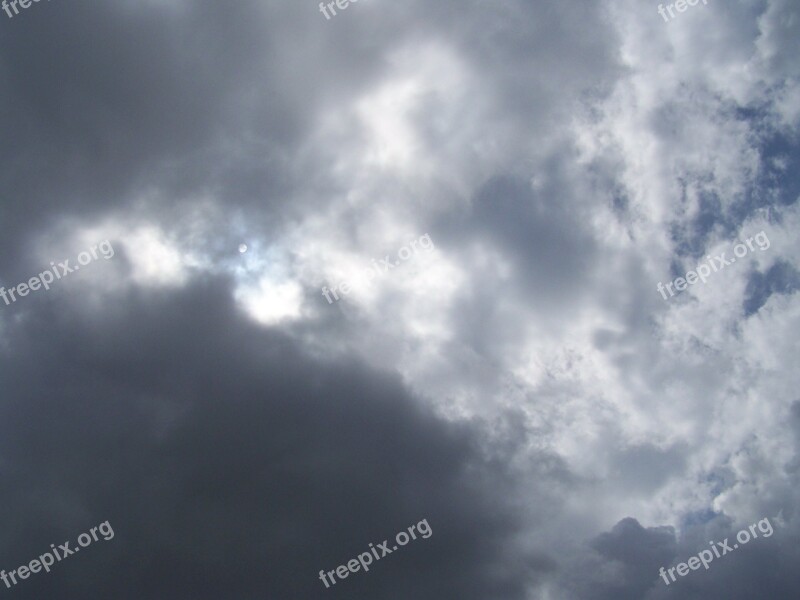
xmin=236 ymin=277 xmax=303 ymax=325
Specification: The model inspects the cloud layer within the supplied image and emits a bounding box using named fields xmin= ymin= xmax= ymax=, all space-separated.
xmin=0 ymin=0 xmax=798 ymax=597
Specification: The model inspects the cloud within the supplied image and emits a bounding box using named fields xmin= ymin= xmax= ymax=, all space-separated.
xmin=0 ymin=0 xmax=798 ymax=597
xmin=0 ymin=277 xmax=558 ymax=598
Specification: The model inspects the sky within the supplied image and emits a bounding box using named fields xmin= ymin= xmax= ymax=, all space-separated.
xmin=0 ymin=0 xmax=798 ymax=598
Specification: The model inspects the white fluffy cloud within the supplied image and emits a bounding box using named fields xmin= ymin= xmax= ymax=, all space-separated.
xmin=0 ymin=0 xmax=797 ymax=597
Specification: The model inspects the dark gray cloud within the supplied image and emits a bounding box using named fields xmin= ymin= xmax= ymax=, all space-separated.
xmin=0 ymin=277 xmax=553 ymax=598
xmin=562 ymin=513 xmax=800 ymax=600
xmin=1 ymin=0 xmax=799 ymax=597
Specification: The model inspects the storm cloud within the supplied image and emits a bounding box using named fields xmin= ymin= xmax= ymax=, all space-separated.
xmin=1 ymin=0 xmax=798 ymax=598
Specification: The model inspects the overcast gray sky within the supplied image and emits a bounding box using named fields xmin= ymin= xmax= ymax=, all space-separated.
xmin=0 ymin=0 xmax=798 ymax=598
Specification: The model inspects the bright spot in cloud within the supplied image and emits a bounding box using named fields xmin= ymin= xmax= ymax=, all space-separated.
xmin=122 ymin=227 xmax=190 ymax=287
xmin=236 ymin=278 xmax=303 ymax=325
